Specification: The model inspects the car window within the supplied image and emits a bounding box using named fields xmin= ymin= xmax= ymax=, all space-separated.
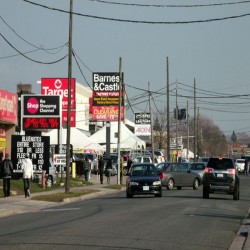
xmin=179 ymin=164 xmax=188 ymax=172
xmin=190 ymin=164 xmax=205 ymax=170
xmin=207 ymin=158 xmax=234 ymax=170
xmin=131 ymin=165 xmax=157 ymax=176
xmin=236 ymin=159 xmax=245 ymax=164
xmin=143 ymin=157 xmax=151 ymax=163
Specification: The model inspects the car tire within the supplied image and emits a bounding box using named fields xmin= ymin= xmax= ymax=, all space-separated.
xmin=177 ymin=186 xmax=182 ymax=190
xmin=155 ymin=191 xmax=162 ymax=197
xmin=233 ymin=185 xmax=240 ymax=201
xmin=126 ymin=191 xmax=133 ymax=198
xmin=46 ymin=176 xmax=53 ymax=188
xmin=167 ymin=178 xmax=174 ymax=190
xmin=193 ymin=178 xmax=199 ymax=190
xmin=203 ymin=186 xmax=209 ymax=199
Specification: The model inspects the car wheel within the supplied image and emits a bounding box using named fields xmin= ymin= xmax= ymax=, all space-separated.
xmin=193 ymin=178 xmax=199 ymax=190
xmin=233 ymin=185 xmax=240 ymax=201
xmin=167 ymin=179 xmax=174 ymax=190
xmin=126 ymin=191 xmax=133 ymax=198
xmin=46 ymin=176 xmax=53 ymax=188
xmin=155 ymin=190 xmax=162 ymax=197
xmin=177 ymin=186 xmax=182 ymax=190
xmin=203 ymin=186 xmax=209 ymax=199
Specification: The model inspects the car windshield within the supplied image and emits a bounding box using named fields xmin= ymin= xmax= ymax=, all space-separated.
xmin=131 ymin=165 xmax=157 ymax=176
xmin=207 ymin=158 xmax=234 ymax=170
xmin=236 ymin=159 xmax=245 ymax=164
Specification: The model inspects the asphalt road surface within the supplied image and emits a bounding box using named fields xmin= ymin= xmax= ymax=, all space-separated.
xmin=0 ymin=175 xmax=250 ymax=250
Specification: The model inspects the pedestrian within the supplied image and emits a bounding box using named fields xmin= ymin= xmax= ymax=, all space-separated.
xmin=83 ymin=156 xmax=91 ymax=181
xmin=22 ymin=153 xmax=34 ymax=198
xmin=0 ymin=153 xmax=13 ymax=198
xmin=127 ymin=157 xmax=133 ymax=173
xmin=106 ymin=158 xmax=112 ymax=184
xmin=98 ymin=155 xmax=104 ymax=184
xmin=245 ymin=158 xmax=249 ymax=176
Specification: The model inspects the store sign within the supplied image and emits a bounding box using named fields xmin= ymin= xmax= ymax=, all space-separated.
xmin=0 ymin=89 xmax=18 ymax=123
xmin=92 ymin=72 xmax=124 ymax=121
xmin=11 ymin=135 xmax=50 ymax=178
xmin=22 ymin=117 xmax=60 ymax=130
xmin=22 ymin=95 xmax=60 ymax=116
xmin=41 ymin=78 xmax=75 ymax=109
xmin=134 ymin=113 xmax=151 ymax=136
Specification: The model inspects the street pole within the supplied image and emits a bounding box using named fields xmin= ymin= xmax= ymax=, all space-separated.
xmin=148 ymin=82 xmax=154 ymax=164
xmin=166 ymin=57 xmax=170 ymax=162
xmin=193 ymin=78 xmax=196 ymax=162
xmin=175 ymin=81 xmax=178 ymax=162
xmin=65 ymin=0 xmax=73 ymax=193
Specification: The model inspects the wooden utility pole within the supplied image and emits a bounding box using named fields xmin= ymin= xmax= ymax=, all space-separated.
xmin=65 ymin=0 xmax=73 ymax=193
xmin=187 ymin=100 xmax=189 ymax=161
xmin=117 ymin=57 xmax=122 ymax=185
xmin=148 ymin=82 xmax=154 ymax=163
xmin=175 ymin=81 xmax=178 ymax=162
xmin=193 ymin=78 xmax=197 ymax=162
xmin=166 ymin=57 xmax=170 ymax=162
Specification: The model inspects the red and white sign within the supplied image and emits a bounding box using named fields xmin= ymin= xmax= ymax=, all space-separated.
xmin=135 ymin=125 xmax=151 ymax=136
xmin=41 ymin=78 xmax=76 ymax=127
xmin=0 ymin=89 xmax=18 ymax=124
xmin=41 ymin=78 xmax=76 ymax=109
xmin=92 ymin=106 xmax=124 ymax=121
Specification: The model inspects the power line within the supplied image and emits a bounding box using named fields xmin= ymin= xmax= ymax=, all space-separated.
xmin=0 ymin=32 xmax=68 ymax=64
xmin=22 ymin=0 xmax=250 ymax=25
xmin=88 ymin=0 xmax=250 ymax=8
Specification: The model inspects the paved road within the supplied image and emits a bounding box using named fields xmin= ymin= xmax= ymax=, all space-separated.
xmin=0 ymin=175 xmax=250 ymax=249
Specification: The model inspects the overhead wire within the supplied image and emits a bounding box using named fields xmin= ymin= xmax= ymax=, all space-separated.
xmin=22 ymin=0 xmax=250 ymax=25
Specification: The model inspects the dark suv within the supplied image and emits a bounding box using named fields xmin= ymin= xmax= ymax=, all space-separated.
xmin=203 ymin=157 xmax=239 ymax=200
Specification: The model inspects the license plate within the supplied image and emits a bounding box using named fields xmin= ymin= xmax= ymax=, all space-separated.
xmin=143 ymin=186 xmax=149 ymax=191
xmin=217 ymin=173 xmax=223 ymax=178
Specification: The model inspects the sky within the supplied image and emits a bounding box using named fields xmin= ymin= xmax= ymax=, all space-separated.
xmin=1 ymin=0 xmax=250 ymax=138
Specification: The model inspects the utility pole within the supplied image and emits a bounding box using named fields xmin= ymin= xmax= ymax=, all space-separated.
xmin=166 ymin=57 xmax=170 ymax=162
xmin=148 ymin=82 xmax=154 ymax=163
xmin=187 ymin=100 xmax=189 ymax=161
xmin=65 ymin=0 xmax=73 ymax=193
xmin=193 ymin=78 xmax=197 ymax=162
xmin=175 ymin=81 xmax=178 ymax=162
xmin=117 ymin=57 xmax=122 ymax=185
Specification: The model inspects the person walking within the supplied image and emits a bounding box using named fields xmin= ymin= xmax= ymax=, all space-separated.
xmin=106 ymin=158 xmax=112 ymax=184
xmin=22 ymin=153 xmax=34 ymax=198
xmin=245 ymin=158 xmax=249 ymax=176
xmin=83 ymin=156 xmax=91 ymax=181
xmin=98 ymin=155 xmax=104 ymax=184
xmin=127 ymin=157 xmax=133 ymax=173
xmin=1 ymin=153 xmax=13 ymax=198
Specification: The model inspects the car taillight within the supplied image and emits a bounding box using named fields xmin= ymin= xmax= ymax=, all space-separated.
xmin=159 ymin=172 xmax=165 ymax=179
xmin=205 ymin=167 xmax=213 ymax=173
xmin=228 ymin=169 xmax=236 ymax=174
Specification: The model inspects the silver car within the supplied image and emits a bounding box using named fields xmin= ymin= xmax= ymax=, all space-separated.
xmin=156 ymin=162 xmax=202 ymax=190
xmin=190 ymin=162 xmax=206 ymax=179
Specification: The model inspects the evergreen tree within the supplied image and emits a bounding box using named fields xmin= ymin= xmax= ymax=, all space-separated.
xmin=231 ymin=131 xmax=237 ymax=142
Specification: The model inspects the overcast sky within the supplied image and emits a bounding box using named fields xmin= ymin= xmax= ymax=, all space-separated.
xmin=1 ymin=0 xmax=250 ymax=137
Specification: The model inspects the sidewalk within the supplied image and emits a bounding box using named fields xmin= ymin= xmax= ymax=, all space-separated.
xmin=0 ymin=174 xmax=124 ymax=218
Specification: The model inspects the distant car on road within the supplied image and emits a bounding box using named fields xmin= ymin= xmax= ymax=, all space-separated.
xmin=156 ymin=162 xmax=202 ymax=190
xmin=235 ymin=158 xmax=245 ymax=173
xmin=125 ymin=163 xmax=162 ymax=198
xmin=203 ymin=157 xmax=239 ymax=200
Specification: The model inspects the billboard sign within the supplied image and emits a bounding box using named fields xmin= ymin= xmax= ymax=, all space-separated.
xmin=0 ymin=89 xmax=18 ymax=124
xmin=134 ymin=113 xmax=151 ymax=136
xmin=11 ymin=135 xmax=50 ymax=178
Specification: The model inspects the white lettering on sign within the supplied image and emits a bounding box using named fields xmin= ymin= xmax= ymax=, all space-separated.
xmin=42 ymin=86 xmax=68 ymax=98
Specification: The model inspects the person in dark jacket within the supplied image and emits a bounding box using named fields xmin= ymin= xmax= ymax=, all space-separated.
xmin=1 ymin=153 xmax=13 ymax=198
xmin=83 ymin=156 xmax=91 ymax=181
xmin=245 ymin=158 xmax=249 ymax=176
xmin=98 ymin=156 xmax=104 ymax=184
xmin=106 ymin=158 xmax=112 ymax=184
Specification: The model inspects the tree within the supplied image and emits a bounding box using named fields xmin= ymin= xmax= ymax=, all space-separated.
xmin=231 ymin=131 xmax=237 ymax=142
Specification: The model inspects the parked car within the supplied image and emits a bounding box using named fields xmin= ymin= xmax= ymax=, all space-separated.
xmin=235 ymin=158 xmax=245 ymax=173
xmin=133 ymin=155 xmax=159 ymax=165
xmin=190 ymin=162 xmax=206 ymax=179
xmin=125 ymin=163 xmax=162 ymax=198
xmin=156 ymin=162 xmax=202 ymax=190
xmin=148 ymin=150 xmax=165 ymax=163
xmin=33 ymin=159 xmax=57 ymax=188
xmin=203 ymin=157 xmax=239 ymax=200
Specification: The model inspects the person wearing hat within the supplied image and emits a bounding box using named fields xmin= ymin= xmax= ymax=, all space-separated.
xmin=21 ymin=153 xmax=34 ymax=198
xmin=0 ymin=153 xmax=13 ymax=198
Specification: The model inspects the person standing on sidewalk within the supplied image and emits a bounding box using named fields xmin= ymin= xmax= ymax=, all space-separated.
xmin=245 ymin=158 xmax=249 ymax=176
xmin=1 ymin=153 xmax=13 ymax=198
xmin=83 ymin=156 xmax=91 ymax=181
xmin=98 ymin=156 xmax=104 ymax=184
xmin=106 ymin=158 xmax=112 ymax=184
xmin=22 ymin=153 xmax=34 ymax=198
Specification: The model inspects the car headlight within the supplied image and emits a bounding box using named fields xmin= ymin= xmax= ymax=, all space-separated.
xmin=129 ymin=181 xmax=139 ymax=186
xmin=153 ymin=181 xmax=161 ymax=185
